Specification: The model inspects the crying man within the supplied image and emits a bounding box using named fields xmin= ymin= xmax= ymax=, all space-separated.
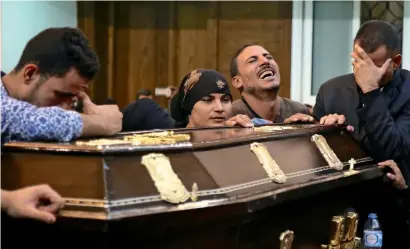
xmin=230 ymin=44 xmax=312 ymax=124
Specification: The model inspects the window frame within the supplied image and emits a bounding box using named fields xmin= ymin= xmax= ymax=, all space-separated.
xmin=290 ymin=1 xmax=361 ymax=106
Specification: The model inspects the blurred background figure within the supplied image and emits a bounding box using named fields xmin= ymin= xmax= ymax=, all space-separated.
xmin=136 ymin=89 xmax=153 ymax=100
xmin=102 ymin=98 xmax=118 ymax=105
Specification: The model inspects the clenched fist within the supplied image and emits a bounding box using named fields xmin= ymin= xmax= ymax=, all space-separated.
xmin=79 ymin=92 xmax=123 ymax=136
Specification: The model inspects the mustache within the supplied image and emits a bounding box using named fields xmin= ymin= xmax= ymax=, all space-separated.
xmin=257 ymin=66 xmax=275 ymax=77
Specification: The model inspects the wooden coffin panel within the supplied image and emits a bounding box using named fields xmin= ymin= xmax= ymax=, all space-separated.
xmin=0 ymin=124 xmax=378 ymax=220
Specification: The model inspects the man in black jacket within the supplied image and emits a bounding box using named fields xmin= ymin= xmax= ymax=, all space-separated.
xmin=313 ymin=20 xmax=410 ymax=248
xmin=313 ymin=20 xmax=410 ymax=181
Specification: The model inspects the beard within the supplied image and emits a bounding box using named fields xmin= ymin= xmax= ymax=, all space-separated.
xmin=243 ymin=84 xmax=280 ymax=100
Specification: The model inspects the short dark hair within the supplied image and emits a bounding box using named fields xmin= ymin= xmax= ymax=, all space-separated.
xmin=14 ymin=27 xmax=100 ymax=80
xmin=229 ymin=43 xmax=258 ymax=78
xmin=136 ymin=89 xmax=152 ymax=99
xmin=354 ymin=20 xmax=401 ymax=54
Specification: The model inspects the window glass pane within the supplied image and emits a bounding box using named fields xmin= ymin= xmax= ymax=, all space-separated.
xmin=311 ymin=1 xmax=354 ymax=95
xmin=361 ymin=1 xmax=404 ymax=54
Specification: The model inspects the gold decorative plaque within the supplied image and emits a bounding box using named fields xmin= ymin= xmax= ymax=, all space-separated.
xmin=250 ymin=142 xmax=287 ymax=183
xmin=141 ymin=153 xmax=190 ymax=204
xmin=76 ymin=139 xmax=130 ymax=146
xmin=279 ymin=230 xmax=295 ymax=249
xmin=124 ymin=131 xmax=191 ymax=145
xmin=75 ymin=131 xmax=191 ymax=147
xmin=311 ymin=134 xmax=343 ymax=170
xmin=254 ymin=126 xmax=295 ymax=132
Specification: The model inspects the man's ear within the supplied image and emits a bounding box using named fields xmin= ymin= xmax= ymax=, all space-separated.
xmin=22 ymin=64 xmax=39 ymax=85
xmin=231 ymin=76 xmax=243 ymax=90
xmin=392 ymin=54 xmax=402 ymax=69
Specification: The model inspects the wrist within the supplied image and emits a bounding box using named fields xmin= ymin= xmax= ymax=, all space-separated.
xmin=80 ymin=114 xmax=106 ymax=137
xmin=360 ymin=85 xmax=378 ymax=94
xmin=1 ymin=190 xmax=12 ymax=211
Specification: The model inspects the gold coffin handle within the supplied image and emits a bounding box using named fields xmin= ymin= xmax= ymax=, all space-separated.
xmin=279 ymin=230 xmax=295 ymax=249
xmin=250 ymin=142 xmax=287 ymax=183
xmin=322 ymin=212 xmax=361 ymax=249
xmin=141 ymin=153 xmax=190 ymax=204
xmin=311 ymin=134 xmax=343 ymax=170
xmin=343 ymin=212 xmax=358 ymax=242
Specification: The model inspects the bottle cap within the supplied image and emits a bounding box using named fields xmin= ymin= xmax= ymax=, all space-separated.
xmin=368 ymin=213 xmax=377 ymax=219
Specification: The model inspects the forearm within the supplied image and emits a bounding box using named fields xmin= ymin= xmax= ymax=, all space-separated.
xmin=2 ymin=100 xmax=83 ymax=142
xmin=80 ymin=114 xmax=109 ymax=137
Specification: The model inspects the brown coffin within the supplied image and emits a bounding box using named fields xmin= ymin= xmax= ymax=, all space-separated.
xmin=1 ymin=124 xmax=380 ymax=221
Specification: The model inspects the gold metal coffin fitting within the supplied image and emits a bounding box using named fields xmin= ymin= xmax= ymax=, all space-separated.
xmin=279 ymin=230 xmax=295 ymax=249
xmin=141 ymin=153 xmax=191 ymax=204
xmin=321 ymin=211 xmax=361 ymax=249
xmin=250 ymin=142 xmax=287 ymax=184
xmin=311 ymin=134 xmax=344 ymax=170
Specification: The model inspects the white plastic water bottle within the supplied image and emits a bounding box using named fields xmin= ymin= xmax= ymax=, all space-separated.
xmin=363 ymin=213 xmax=383 ymax=249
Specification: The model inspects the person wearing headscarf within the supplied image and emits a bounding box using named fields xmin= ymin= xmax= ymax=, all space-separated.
xmin=171 ymin=69 xmax=253 ymax=128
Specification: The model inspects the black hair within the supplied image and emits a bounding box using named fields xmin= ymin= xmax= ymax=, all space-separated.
xmin=14 ymin=27 xmax=100 ymax=80
xmin=229 ymin=43 xmax=258 ymax=78
xmin=136 ymin=89 xmax=152 ymax=99
xmin=354 ymin=20 xmax=401 ymax=54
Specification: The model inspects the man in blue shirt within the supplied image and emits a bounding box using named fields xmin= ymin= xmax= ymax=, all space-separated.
xmin=1 ymin=27 xmax=123 ymax=143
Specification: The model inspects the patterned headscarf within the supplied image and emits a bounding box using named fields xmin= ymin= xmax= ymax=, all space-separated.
xmin=170 ymin=69 xmax=232 ymax=128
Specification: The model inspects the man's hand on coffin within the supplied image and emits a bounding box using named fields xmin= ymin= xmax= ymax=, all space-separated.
xmin=283 ymin=113 xmax=314 ymax=124
xmin=79 ymin=92 xmax=123 ymax=136
xmin=378 ymin=160 xmax=408 ymax=190
xmin=1 ymin=185 xmax=65 ymax=224
xmin=351 ymin=45 xmax=392 ymax=94
xmin=225 ymin=115 xmax=254 ymax=128
xmin=319 ymin=114 xmax=354 ymax=132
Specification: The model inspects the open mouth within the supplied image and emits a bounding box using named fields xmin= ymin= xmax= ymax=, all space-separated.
xmin=258 ymin=68 xmax=276 ymax=80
